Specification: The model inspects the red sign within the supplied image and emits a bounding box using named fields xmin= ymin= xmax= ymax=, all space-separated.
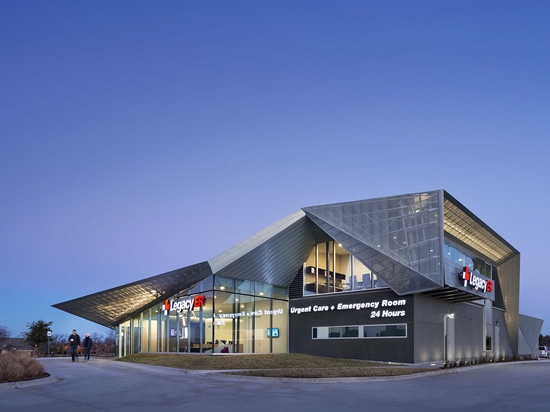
xmin=163 ymin=295 xmax=206 ymax=315
xmin=460 ymin=267 xmax=493 ymax=293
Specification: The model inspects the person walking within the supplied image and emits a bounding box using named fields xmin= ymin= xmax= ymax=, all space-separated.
xmin=68 ymin=329 xmax=81 ymax=362
xmin=83 ymin=333 xmax=93 ymax=361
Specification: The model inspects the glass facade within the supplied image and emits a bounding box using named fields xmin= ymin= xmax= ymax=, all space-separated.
xmin=117 ymin=276 xmax=288 ymax=356
xmin=303 ymin=240 xmax=388 ymax=295
xmin=443 ymin=239 xmax=495 ymax=280
xmin=303 ymin=191 xmax=443 ymax=295
xmin=443 ymin=238 xmax=496 ymax=352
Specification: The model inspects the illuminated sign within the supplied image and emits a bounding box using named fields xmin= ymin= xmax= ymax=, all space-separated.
xmin=459 ymin=267 xmax=493 ymax=293
xmin=214 ymin=308 xmax=284 ymax=319
xmin=290 ymin=298 xmax=408 ymax=319
xmin=163 ymin=295 xmax=206 ymax=315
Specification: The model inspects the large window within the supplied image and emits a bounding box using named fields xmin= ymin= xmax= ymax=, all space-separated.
xmin=312 ymin=324 xmax=407 ymax=339
xmin=444 ymin=239 xmax=495 ymax=279
xmin=363 ymin=324 xmax=406 ymax=338
xmin=126 ymin=276 xmax=288 ymax=355
xmin=303 ymin=241 xmax=387 ymax=296
xmin=212 ymin=281 xmax=288 ymax=354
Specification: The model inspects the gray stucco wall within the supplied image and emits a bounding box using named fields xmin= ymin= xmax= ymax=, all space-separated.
xmin=288 ymin=289 xmax=518 ymax=364
xmin=413 ymin=294 xmax=453 ymax=363
xmin=414 ymin=295 xmax=516 ymax=363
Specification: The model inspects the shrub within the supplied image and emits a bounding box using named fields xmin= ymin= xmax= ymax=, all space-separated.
xmin=0 ymin=352 xmax=45 ymax=383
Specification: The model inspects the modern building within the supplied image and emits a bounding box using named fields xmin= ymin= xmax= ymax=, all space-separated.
xmin=53 ymin=190 xmax=542 ymax=363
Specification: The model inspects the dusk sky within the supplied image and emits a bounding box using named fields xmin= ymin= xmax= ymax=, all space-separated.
xmin=1 ymin=0 xmax=549 ymax=339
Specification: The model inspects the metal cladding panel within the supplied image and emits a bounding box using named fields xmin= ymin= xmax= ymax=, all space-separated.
xmin=518 ymin=314 xmax=544 ymax=356
xmin=52 ymin=262 xmax=212 ymax=328
xmin=305 ymin=213 xmax=441 ymax=295
xmin=303 ymin=191 xmax=444 ymax=295
xmin=209 ymin=210 xmax=316 ymax=286
xmin=497 ymin=254 xmax=521 ymax=354
xmin=208 ymin=210 xmax=315 ymax=286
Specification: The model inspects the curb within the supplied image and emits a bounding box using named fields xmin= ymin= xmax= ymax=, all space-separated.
xmin=0 ymin=374 xmax=57 ymax=389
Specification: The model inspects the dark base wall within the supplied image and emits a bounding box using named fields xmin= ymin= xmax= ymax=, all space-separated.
xmin=412 ymin=294 xmax=454 ymax=363
xmin=289 ymin=290 xmax=515 ymax=364
xmin=289 ymin=289 xmax=415 ymax=363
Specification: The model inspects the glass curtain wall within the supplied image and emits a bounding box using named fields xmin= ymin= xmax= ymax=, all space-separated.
xmin=213 ymin=277 xmax=288 ymax=354
xmin=303 ymin=192 xmax=442 ymax=294
xmin=142 ymin=307 xmax=158 ymax=352
xmin=118 ymin=321 xmax=130 ymax=357
xmin=443 ymin=238 xmax=496 ymax=353
xmin=122 ymin=276 xmax=288 ymax=355
xmin=303 ymin=241 xmax=387 ymax=296
xmin=443 ymin=239 xmax=495 ymax=280
xmin=254 ymin=297 xmax=273 ymax=354
xmin=213 ymin=291 xmax=241 ymax=353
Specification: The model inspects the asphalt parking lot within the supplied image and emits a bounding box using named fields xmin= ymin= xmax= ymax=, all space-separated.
xmin=1 ymin=357 xmax=550 ymax=411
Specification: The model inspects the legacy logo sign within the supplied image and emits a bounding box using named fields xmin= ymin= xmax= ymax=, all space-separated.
xmin=163 ymin=295 xmax=206 ymax=315
xmin=459 ymin=267 xmax=493 ymax=293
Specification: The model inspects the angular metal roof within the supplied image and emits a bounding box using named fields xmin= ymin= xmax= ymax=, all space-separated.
xmin=52 ymin=262 xmax=212 ymax=328
xmin=443 ymin=191 xmax=518 ymax=264
xmin=53 ymin=189 xmax=520 ymax=327
xmin=208 ymin=210 xmax=316 ymax=286
xmin=53 ymin=211 xmax=316 ymax=328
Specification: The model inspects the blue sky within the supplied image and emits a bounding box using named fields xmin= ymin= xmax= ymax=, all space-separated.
xmin=1 ymin=0 xmax=549 ymax=338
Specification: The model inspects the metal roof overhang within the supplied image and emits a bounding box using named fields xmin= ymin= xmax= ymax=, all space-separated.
xmin=52 ymin=262 xmax=212 ymax=328
xmin=443 ymin=191 xmax=518 ymax=265
xmin=53 ymin=211 xmax=314 ymax=328
xmin=208 ymin=210 xmax=316 ymax=286
xmin=422 ymin=287 xmax=487 ymax=303
xmin=422 ymin=192 xmax=520 ymax=302
xmin=54 ymin=191 xmax=521 ymax=324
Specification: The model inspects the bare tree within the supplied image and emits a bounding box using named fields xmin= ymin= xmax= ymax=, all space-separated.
xmin=49 ymin=333 xmax=67 ymax=355
xmin=0 ymin=325 xmax=10 ymax=343
xmin=104 ymin=329 xmax=116 ymax=356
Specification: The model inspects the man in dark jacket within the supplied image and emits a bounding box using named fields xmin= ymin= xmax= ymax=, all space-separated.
xmin=83 ymin=333 xmax=93 ymax=360
xmin=68 ymin=329 xmax=80 ymax=362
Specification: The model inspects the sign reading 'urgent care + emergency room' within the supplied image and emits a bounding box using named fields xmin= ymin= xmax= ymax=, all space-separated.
xmin=290 ymin=297 xmax=408 ymax=319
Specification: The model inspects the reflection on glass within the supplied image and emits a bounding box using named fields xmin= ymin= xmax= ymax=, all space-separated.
xmin=363 ymin=324 xmax=407 ymax=338
xmin=312 ymin=324 xmax=407 ymax=339
xmin=304 ymin=242 xmax=385 ymax=295
xmin=445 ymin=239 xmax=493 ymax=279
xmin=328 ymin=326 xmax=359 ymax=338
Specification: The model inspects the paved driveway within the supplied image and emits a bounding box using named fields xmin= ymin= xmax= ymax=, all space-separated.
xmin=1 ymin=357 xmax=550 ymax=411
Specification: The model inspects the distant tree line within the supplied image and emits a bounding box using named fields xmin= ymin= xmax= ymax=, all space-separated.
xmin=5 ymin=322 xmax=550 ymax=356
xmin=1 ymin=321 xmax=116 ymax=357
